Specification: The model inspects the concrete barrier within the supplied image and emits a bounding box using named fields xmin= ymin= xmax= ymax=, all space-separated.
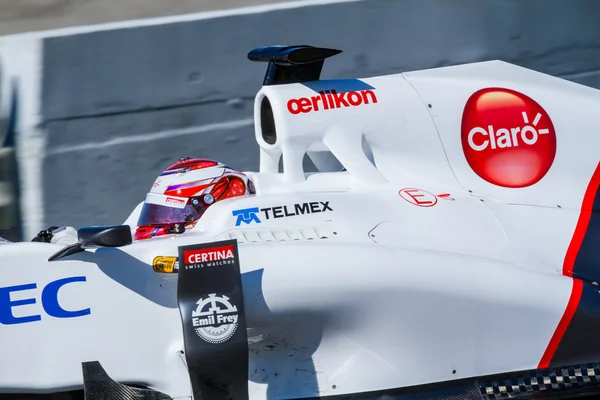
xmin=0 ymin=34 xmax=40 ymax=239
xmin=2 ymin=0 xmax=600 ymax=237
xmin=0 ymin=50 xmax=21 ymax=238
xmin=0 ymin=148 xmax=17 ymax=231
xmin=0 ymin=149 xmax=14 ymax=209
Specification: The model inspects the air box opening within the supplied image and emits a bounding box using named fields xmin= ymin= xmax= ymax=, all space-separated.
xmin=260 ymin=96 xmax=277 ymax=145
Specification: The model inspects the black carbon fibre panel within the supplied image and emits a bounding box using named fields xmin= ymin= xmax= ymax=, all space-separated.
xmin=0 ymin=227 xmax=18 ymax=242
xmin=480 ymin=363 xmax=600 ymax=399
xmin=82 ymin=361 xmax=172 ymax=400
xmin=551 ymin=283 xmax=600 ymax=367
xmin=551 ymin=163 xmax=600 ymax=367
xmin=296 ymin=363 xmax=600 ymax=400
xmin=570 ymin=182 xmax=600 ymax=284
xmin=78 ymin=352 xmax=600 ymax=400
xmin=177 ymin=238 xmax=249 ymax=400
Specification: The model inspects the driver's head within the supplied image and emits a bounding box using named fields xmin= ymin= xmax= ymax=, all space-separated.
xmin=134 ymin=157 xmax=255 ymax=240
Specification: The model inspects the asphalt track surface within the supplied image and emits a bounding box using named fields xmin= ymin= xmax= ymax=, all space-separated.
xmin=0 ymin=0 xmax=301 ymax=35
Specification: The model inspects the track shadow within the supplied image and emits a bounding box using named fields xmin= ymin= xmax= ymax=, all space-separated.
xmin=66 ymin=247 xmax=178 ymax=308
xmin=67 ymin=250 xmax=323 ymax=398
xmin=243 ymin=269 xmax=323 ymax=400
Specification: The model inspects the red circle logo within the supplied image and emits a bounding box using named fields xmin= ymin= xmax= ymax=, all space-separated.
xmin=398 ymin=188 xmax=438 ymax=207
xmin=461 ymin=87 xmax=557 ymax=188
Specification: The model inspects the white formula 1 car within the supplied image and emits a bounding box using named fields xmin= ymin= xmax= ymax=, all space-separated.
xmin=1 ymin=44 xmax=600 ymax=400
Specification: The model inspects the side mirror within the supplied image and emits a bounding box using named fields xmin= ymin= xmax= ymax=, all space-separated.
xmin=78 ymin=225 xmax=132 ymax=248
xmin=48 ymin=225 xmax=132 ymax=262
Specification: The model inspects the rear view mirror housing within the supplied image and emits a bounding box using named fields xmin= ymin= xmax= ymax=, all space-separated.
xmin=78 ymin=225 xmax=132 ymax=248
xmin=48 ymin=225 xmax=132 ymax=262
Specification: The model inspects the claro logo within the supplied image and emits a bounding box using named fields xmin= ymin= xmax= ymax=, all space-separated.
xmin=461 ymin=87 xmax=557 ymax=188
xmin=287 ymin=89 xmax=378 ymax=115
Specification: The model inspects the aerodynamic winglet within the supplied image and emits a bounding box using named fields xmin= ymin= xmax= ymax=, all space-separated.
xmin=247 ymin=45 xmax=342 ymax=86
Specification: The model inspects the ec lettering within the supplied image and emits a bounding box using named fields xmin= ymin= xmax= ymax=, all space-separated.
xmin=0 ymin=276 xmax=90 ymax=325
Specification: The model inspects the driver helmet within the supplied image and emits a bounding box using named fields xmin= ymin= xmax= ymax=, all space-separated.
xmin=134 ymin=157 xmax=255 ymax=240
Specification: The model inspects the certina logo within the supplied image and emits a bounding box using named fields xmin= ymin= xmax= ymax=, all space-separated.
xmin=287 ymin=89 xmax=377 ymax=115
xmin=232 ymin=201 xmax=332 ymax=226
xmin=166 ymin=197 xmax=186 ymax=205
xmin=461 ymin=87 xmax=557 ymax=188
xmin=192 ymin=293 xmax=239 ymax=344
xmin=183 ymin=245 xmax=234 ymax=269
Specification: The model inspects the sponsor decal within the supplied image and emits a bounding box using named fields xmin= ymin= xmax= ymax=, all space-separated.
xmin=183 ymin=245 xmax=235 ymax=269
xmin=232 ymin=207 xmax=261 ymax=226
xmin=232 ymin=201 xmax=333 ymax=226
xmin=399 ymin=188 xmax=438 ymax=207
xmin=177 ymin=239 xmax=248 ymax=399
xmin=0 ymin=276 xmax=90 ymax=325
xmin=166 ymin=196 xmax=186 ymax=206
xmin=262 ymin=201 xmax=333 ymax=219
xmin=287 ymin=89 xmax=377 ymax=115
xmin=461 ymin=87 xmax=557 ymax=188
xmin=398 ymin=189 xmax=455 ymax=206
xmin=144 ymin=193 xmax=188 ymax=209
xmin=152 ymin=256 xmax=178 ymax=273
xmin=191 ymin=293 xmax=239 ymax=344
xmin=436 ymin=193 xmax=455 ymax=201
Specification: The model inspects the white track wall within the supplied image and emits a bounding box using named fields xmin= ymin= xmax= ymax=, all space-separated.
xmin=1 ymin=0 xmax=600 ymax=239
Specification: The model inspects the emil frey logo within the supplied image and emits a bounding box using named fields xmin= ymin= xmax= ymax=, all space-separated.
xmin=183 ymin=245 xmax=235 ymax=269
xmin=461 ymin=87 xmax=557 ymax=188
xmin=192 ymin=293 xmax=239 ymax=344
xmin=287 ymin=89 xmax=377 ymax=115
xmin=232 ymin=202 xmax=333 ymax=226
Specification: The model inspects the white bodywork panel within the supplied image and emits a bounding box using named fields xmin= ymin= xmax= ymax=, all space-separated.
xmin=1 ymin=56 xmax=599 ymax=400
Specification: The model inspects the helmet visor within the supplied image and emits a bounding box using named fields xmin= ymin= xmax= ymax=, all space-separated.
xmin=137 ymin=193 xmax=201 ymax=226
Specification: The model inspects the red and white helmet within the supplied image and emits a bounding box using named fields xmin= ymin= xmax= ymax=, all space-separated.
xmin=134 ymin=157 xmax=255 ymax=240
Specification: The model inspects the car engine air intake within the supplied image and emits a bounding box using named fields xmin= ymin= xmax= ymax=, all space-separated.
xmin=260 ymin=96 xmax=277 ymax=145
